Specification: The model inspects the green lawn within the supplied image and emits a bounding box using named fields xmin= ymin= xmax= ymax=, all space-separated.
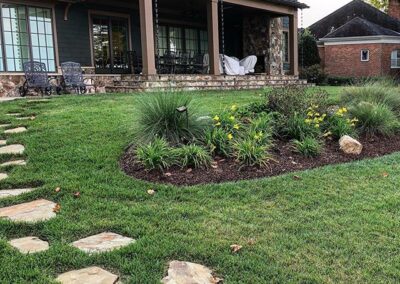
xmin=1 ymin=87 xmax=400 ymax=283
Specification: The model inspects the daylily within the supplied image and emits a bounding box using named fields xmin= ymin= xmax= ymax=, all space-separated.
xmin=228 ymin=133 xmax=233 ymax=140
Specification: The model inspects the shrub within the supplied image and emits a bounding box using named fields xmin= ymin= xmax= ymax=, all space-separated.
xmin=247 ymin=113 xmax=275 ymax=144
xmin=292 ymin=137 xmax=323 ymax=157
xmin=237 ymin=101 xmax=269 ymax=118
xmin=349 ymin=102 xmax=399 ymax=136
xmin=326 ymin=76 xmax=355 ymax=86
xmin=280 ymin=112 xmax=321 ymax=140
xmin=174 ymin=144 xmax=212 ymax=169
xmin=300 ymin=64 xmax=326 ymax=85
xmin=341 ymin=84 xmax=400 ymax=116
xmin=134 ymin=92 xmax=208 ymax=145
xmin=267 ymin=86 xmax=329 ymax=117
xmin=234 ymin=138 xmax=272 ymax=168
xmin=204 ymin=127 xmax=233 ymax=157
xmin=325 ymin=109 xmax=357 ymax=140
xmin=136 ymin=138 xmax=175 ymax=171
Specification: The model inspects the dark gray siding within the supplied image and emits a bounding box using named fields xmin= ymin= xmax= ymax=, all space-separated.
xmin=54 ymin=3 xmax=141 ymax=67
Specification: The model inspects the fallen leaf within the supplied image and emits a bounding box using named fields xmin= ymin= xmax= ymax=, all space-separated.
xmin=73 ymin=192 xmax=81 ymax=198
xmin=186 ymin=168 xmax=193 ymax=173
xmin=147 ymin=189 xmax=156 ymax=195
xmin=247 ymin=238 xmax=256 ymax=246
xmin=165 ymin=172 xmax=172 ymax=177
xmin=211 ymin=164 xmax=218 ymax=169
xmin=55 ymin=187 xmax=61 ymax=193
xmin=53 ymin=204 xmax=61 ymax=213
xmin=230 ymin=244 xmax=243 ymax=253
xmin=212 ymin=277 xmax=224 ymax=284
xmin=382 ymin=172 xmax=389 ymax=178
xmin=293 ymin=175 xmax=302 ymax=180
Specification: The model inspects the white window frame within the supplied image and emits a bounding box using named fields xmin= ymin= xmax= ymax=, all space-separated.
xmin=360 ymin=49 xmax=370 ymax=62
xmin=391 ymin=49 xmax=400 ymax=69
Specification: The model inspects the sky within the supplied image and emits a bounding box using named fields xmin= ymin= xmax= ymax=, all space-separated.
xmin=300 ymin=0 xmax=353 ymax=27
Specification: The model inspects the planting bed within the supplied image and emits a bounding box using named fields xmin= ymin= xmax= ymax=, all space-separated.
xmin=121 ymin=134 xmax=400 ymax=186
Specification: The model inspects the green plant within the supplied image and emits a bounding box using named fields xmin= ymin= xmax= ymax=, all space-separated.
xmin=247 ymin=113 xmax=275 ymax=144
xmin=134 ymin=92 xmax=208 ymax=145
xmin=281 ymin=112 xmax=321 ymax=140
xmin=292 ymin=137 xmax=323 ymax=157
xmin=135 ymin=138 xmax=175 ymax=171
xmin=300 ymin=64 xmax=327 ymax=85
xmin=298 ymin=29 xmax=321 ymax=67
xmin=267 ymin=86 xmax=329 ymax=117
xmin=325 ymin=108 xmax=358 ymax=140
xmin=204 ymin=127 xmax=233 ymax=157
xmin=237 ymin=101 xmax=269 ymax=118
xmin=174 ymin=144 xmax=212 ymax=169
xmin=340 ymin=83 xmax=400 ymax=116
xmin=234 ymin=138 xmax=272 ymax=168
xmin=349 ymin=102 xmax=399 ymax=136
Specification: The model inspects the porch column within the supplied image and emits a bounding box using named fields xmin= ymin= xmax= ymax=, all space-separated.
xmin=289 ymin=12 xmax=299 ymax=76
xmin=207 ymin=0 xmax=220 ymax=75
xmin=139 ymin=0 xmax=156 ymax=75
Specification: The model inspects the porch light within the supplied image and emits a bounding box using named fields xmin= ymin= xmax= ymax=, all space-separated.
xmin=176 ymin=106 xmax=189 ymax=128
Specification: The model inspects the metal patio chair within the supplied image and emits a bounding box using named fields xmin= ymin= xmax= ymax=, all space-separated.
xmin=20 ymin=61 xmax=60 ymax=97
xmin=159 ymin=51 xmax=177 ymax=74
xmin=176 ymin=51 xmax=191 ymax=74
xmin=61 ymin=62 xmax=87 ymax=94
xmin=191 ymin=53 xmax=209 ymax=74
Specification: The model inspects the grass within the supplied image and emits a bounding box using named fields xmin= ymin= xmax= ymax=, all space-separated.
xmin=1 ymin=87 xmax=400 ymax=283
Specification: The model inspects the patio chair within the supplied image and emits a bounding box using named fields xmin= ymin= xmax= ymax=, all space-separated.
xmin=159 ymin=51 xmax=177 ymax=74
xmin=61 ymin=62 xmax=87 ymax=94
xmin=128 ymin=50 xmax=142 ymax=74
xmin=20 ymin=61 xmax=61 ymax=97
xmin=191 ymin=53 xmax=209 ymax=74
xmin=176 ymin=51 xmax=191 ymax=74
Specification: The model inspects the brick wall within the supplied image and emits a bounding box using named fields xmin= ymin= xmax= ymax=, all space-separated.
xmin=321 ymin=43 xmax=400 ymax=78
xmin=389 ymin=0 xmax=400 ymax=21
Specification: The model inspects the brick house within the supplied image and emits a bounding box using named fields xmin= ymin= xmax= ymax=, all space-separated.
xmin=309 ymin=0 xmax=400 ymax=78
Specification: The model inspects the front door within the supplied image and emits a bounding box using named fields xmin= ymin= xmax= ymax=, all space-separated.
xmin=92 ymin=15 xmax=130 ymax=74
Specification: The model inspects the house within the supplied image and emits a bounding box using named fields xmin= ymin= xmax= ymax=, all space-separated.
xmin=0 ymin=0 xmax=308 ymax=96
xmin=309 ymin=0 xmax=400 ymax=78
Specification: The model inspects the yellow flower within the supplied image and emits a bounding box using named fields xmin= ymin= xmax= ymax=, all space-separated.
xmin=215 ymin=122 xmax=221 ymax=127
xmin=229 ymin=116 xmax=235 ymax=121
xmin=322 ymin=114 xmax=327 ymax=118
xmin=305 ymin=119 xmax=312 ymax=124
xmin=213 ymin=115 xmax=220 ymax=121
xmin=342 ymin=107 xmax=348 ymax=113
xmin=231 ymin=105 xmax=238 ymax=112
xmin=233 ymin=124 xmax=240 ymax=130
xmin=323 ymin=131 xmax=332 ymax=137
xmin=227 ymin=133 xmax=233 ymax=140
xmin=315 ymin=124 xmax=320 ymax=128
xmin=307 ymin=112 xmax=314 ymax=117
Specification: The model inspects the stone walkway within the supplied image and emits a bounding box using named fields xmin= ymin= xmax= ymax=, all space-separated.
xmin=0 ymin=100 xmax=220 ymax=283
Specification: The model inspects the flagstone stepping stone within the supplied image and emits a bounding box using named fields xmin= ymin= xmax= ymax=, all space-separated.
xmin=6 ymin=113 xmax=21 ymax=117
xmin=9 ymin=237 xmax=49 ymax=254
xmin=0 ymin=199 xmax=57 ymax=223
xmin=162 ymin=261 xmax=221 ymax=284
xmin=0 ymin=144 xmax=25 ymax=155
xmin=56 ymin=267 xmax=119 ymax=284
xmin=0 ymin=188 xmax=36 ymax=199
xmin=16 ymin=116 xmax=35 ymax=121
xmin=0 ymin=160 xmax=26 ymax=167
xmin=0 ymin=173 xmax=8 ymax=181
xmin=72 ymin=232 xmax=135 ymax=254
xmin=4 ymin=127 xmax=27 ymax=134
xmin=0 ymin=124 xmax=11 ymax=128
xmin=0 ymin=97 xmax=19 ymax=103
xmin=0 ymin=140 xmax=6 ymax=146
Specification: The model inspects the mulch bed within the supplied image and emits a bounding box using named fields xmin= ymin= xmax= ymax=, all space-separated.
xmin=120 ymin=135 xmax=400 ymax=186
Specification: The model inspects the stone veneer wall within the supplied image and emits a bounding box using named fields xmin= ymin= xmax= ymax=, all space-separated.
xmin=242 ymin=15 xmax=283 ymax=75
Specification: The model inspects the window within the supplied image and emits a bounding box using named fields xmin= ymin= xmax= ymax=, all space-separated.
xmin=0 ymin=3 xmax=56 ymax=72
xmin=282 ymin=31 xmax=289 ymax=63
xmin=391 ymin=50 xmax=400 ymax=68
xmin=361 ymin=49 xmax=369 ymax=62
xmin=157 ymin=25 xmax=208 ymax=55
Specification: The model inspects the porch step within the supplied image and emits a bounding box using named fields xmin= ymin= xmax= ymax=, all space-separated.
xmin=105 ymin=74 xmax=310 ymax=93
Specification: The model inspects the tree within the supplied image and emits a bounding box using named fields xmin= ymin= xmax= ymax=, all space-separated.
xmin=367 ymin=0 xmax=389 ymax=12
xmin=298 ymin=29 xmax=320 ymax=68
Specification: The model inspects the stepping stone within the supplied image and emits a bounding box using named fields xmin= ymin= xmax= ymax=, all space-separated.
xmin=56 ymin=267 xmax=119 ymax=284
xmin=0 ymin=140 xmax=6 ymax=146
xmin=0 ymin=173 xmax=8 ymax=181
xmin=0 ymin=144 xmax=25 ymax=155
xmin=0 ymin=124 xmax=11 ymax=128
xmin=9 ymin=237 xmax=49 ymax=254
xmin=4 ymin=127 xmax=27 ymax=134
xmin=1 ymin=160 xmax=27 ymax=167
xmin=72 ymin=232 xmax=135 ymax=254
xmin=6 ymin=113 xmax=21 ymax=117
xmin=0 ymin=199 xmax=57 ymax=223
xmin=0 ymin=188 xmax=36 ymax=199
xmin=162 ymin=261 xmax=220 ymax=284
xmin=16 ymin=116 xmax=35 ymax=121
xmin=0 ymin=98 xmax=19 ymax=103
